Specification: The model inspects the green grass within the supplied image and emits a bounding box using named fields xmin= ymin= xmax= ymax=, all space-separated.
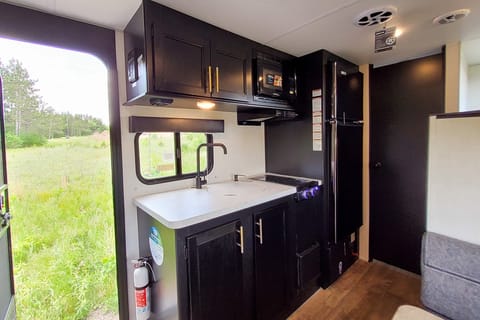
xmin=7 ymin=134 xmax=118 ymax=319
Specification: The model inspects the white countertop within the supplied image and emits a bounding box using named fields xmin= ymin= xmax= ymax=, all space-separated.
xmin=134 ymin=180 xmax=296 ymax=229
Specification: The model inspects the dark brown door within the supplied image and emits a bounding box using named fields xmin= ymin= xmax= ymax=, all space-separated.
xmin=254 ymin=204 xmax=288 ymax=320
xmin=153 ymin=30 xmax=209 ymax=97
xmin=0 ymin=77 xmax=15 ymax=320
xmin=187 ymin=220 xmax=246 ymax=320
xmin=152 ymin=7 xmax=210 ymax=97
xmin=370 ymin=54 xmax=444 ymax=274
xmin=210 ymin=33 xmax=248 ymax=102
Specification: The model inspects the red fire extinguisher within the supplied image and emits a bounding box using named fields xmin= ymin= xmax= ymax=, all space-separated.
xmin=133 ymin=258 xmax=151 ymax=320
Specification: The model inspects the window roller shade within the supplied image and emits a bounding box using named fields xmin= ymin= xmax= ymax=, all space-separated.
xmin=129 ymin=116 xmax=224 ymax=133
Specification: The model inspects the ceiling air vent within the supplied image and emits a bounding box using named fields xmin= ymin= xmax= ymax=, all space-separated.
xmin=433 ymin=9 xmax=470 ymax=25
xmin=354 ymin=6 xmax=397 ymax=27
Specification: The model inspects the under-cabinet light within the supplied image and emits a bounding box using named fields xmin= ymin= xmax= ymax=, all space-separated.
xmin=196 ymin=101 xmax=216 ymax=109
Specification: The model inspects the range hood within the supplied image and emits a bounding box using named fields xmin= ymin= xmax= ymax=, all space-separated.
xmin=237 ymin=107 xmax=298 ymax=126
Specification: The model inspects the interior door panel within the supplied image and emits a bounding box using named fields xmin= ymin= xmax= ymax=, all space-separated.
xmin=370 ymin=54 xmax=444 ymax=274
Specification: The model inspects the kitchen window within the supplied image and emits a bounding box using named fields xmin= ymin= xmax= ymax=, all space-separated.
xmin=134 ymin=132 xmax=213 ymax=184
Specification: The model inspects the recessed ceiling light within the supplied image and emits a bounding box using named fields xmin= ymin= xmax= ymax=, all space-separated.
xmin=196 ymin=101 xmax=215 ymax=109
xmin=433 ymin=9 xmax=470 ymax=25
xmin=354 ymin=6 xmax=397 ymax=27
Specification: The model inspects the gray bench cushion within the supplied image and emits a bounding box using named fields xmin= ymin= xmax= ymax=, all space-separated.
xmin=421 ymin=232 xmax=480 ymax=320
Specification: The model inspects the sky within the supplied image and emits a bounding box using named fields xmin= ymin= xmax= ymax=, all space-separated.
xmin=0 ymin=37 xmax=110 ymax=125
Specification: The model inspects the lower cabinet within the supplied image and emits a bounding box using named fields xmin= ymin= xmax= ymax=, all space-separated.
xmin=186 ymin=220 xmax=247 ymax=320
xmin=185 ymin=201 xmax=291 ymax=320
xmin=254 ymin=204 xmax=288 ymax=320
xmin=137 ymin=196 xmax=302 ymax=320
xmin=186 ymin=202 xmax=290 ymax=320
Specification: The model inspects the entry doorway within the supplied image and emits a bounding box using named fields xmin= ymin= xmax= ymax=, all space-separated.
xmin=0 ymin=37 xmax=118 ymax=319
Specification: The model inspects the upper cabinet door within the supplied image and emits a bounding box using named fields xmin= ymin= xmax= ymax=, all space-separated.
xmin=210 ymin=33 xmax=249 ymax=102
xmin=152 ymin=9 xmax=210 ymax=97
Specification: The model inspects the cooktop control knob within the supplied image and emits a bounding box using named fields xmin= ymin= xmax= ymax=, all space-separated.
xmin=311 ymin=186 xmax=320 ymax=197
xmin=295 ymin=185 xmax=320 ymax=201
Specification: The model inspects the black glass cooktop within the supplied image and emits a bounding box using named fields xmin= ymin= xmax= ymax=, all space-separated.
xmin=252 ymin=174 xmax=318 ymax=190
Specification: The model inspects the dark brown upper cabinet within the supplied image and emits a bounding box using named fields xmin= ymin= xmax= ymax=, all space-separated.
xmin=125 ymin=0 xmax=249 ymax=105
xmin=210 ymin=33 xmax=249 ymax=101
xmin=152 ymin=4 xmax=249 ymax=102
xmin=124 ymin=0 xmax=293 ymax=110
xmin=152 ymin=7 xmax=210 ymax=98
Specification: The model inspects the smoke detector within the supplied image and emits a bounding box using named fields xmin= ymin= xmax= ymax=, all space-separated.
xmin=354 ymin=6 xmax=397 ymax=27
xmin=433 ymin=9 xmax=470 ymax=25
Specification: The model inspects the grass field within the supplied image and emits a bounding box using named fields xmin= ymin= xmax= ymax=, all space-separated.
xmin=7 ymin=133 xmax=118 ymax=319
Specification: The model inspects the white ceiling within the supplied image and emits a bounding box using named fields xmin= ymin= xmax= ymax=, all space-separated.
xmin=3 ymin=0 xmax=480 ymax=66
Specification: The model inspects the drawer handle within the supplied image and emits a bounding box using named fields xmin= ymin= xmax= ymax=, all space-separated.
xmin=236 ymin=225 xmax=244 ymax=254
xmin=255 ymin=218 xmax=263 ymax=245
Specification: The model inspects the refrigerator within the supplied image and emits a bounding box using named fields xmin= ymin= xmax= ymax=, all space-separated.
xmin=265 ymin=49 xmax=363 ymax=288
xmin=321 ymin=57 xmax=363 ymax=287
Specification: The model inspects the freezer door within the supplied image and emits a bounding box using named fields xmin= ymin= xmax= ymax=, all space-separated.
xmin=335 ymin=66 xmax=363 ymax=122
xmin=335 ymin=123 xmax=363 ymax=240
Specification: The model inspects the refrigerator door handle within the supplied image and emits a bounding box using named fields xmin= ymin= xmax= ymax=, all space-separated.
xmin=331 ymin=121 xmax=338 ymax=244
xmin=331 ymin=61 xmax=338 ymax=244
xmin=332 ymin=62 xmax=338 ymax=119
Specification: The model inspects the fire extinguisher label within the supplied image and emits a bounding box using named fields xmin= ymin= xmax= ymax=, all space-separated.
xmin=149 ymin=226 xmax=164 ymax=266
xmin=135 ymin=288 xmax=147 ymax=308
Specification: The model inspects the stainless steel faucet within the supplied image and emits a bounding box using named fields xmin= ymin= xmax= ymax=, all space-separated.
xmin=195 ymin=143 xmax=227 ymax=189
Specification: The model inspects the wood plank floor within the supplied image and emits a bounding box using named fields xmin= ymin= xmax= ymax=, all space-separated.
xmin=288 ymin=260 xmax=424 ymax=320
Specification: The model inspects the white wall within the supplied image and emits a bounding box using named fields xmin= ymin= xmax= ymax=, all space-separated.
xmin=115 ymin=31 xmax=266 ymax=318
xmin=426 ymin=115 xmax=480 ymax=245
xmin=466 ymin=64 xmax=480 ymax=111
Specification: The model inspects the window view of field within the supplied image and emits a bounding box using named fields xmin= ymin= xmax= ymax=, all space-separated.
xmin=138 ymin=132 xmax=207 ymax=180
xmin=1 ymin=38 xmax=117 ymax=319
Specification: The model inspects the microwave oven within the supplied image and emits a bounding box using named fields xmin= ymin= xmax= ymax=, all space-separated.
xmin=253 ymin=53 xmax=295 ymax=103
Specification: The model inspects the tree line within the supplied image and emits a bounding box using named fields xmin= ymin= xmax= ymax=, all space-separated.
xmin=0 ymin=58 xmax=107 ymax=148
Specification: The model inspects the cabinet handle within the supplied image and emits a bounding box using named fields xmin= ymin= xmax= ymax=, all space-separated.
xmin=236 ymin=225 xmax=244 ymax=254
xmin=255 ymin=218 xmax=263 ymax=245
xmin=208 ymin=65 xmax=213 ymax=93
xmin=216 ymin=66 xmax=219 ymax=93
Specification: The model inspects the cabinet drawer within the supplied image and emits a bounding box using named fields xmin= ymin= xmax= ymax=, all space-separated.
xmin=297 ymin=243 xmax=321 ymax=289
